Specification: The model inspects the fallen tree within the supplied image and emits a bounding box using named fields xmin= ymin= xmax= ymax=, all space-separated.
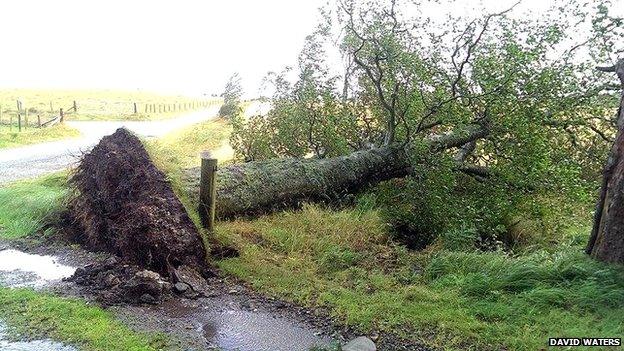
xmin=183 ymin=125 xmax=488 ymax=219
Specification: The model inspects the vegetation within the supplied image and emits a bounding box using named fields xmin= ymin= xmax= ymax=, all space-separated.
xmin=215 ymin=205 xmax=624 ymax=350
xmin=145 ymin=110 xmax=624 ymax=350
xmin=0 ymin=173 xmax=69 ymax=239
xmin=231 ymin=0 xmax=622 ymax=247
xmin=215 ymin=0 xmax=624 ymax=349
xmin=0 ymin=288 xmax=169 ymax=351
xmin=0 ymin=124 xmax=80 ymax=149
xmin=218 ymin=73 xmax=243 ymax=120
xmin=0 ymin=89 xmax=219 ymax=122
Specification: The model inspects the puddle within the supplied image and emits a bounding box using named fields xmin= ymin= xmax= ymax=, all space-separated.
xmin=0 ymin=322 xmax=76 ymax=351
xmin=0 ymin=248 xmax=335 ymax=350
xmin=200 ymin=308 xmax=334 ymax=351
xmin=131 ymin=297 xmax=335 ymax=351
xmin=0 ymin=249 xmax=76 ymax=288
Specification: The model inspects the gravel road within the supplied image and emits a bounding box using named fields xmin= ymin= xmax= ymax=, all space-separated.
xmin=0 ymin=107 xmax=219 ymax=185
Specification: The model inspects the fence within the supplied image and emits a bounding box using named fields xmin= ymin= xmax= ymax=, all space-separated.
xmin=0 ymin=99 xmax=219 ymax=132
xmin=0 ymin=103 xmax=62 ymax=132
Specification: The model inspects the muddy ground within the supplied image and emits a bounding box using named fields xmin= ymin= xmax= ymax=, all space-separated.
xmin=1 ymin=239 xmax=430 ymax=351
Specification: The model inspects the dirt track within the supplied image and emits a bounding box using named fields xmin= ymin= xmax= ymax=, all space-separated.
xmin=0 ymin=107 xmax=219 ymax=185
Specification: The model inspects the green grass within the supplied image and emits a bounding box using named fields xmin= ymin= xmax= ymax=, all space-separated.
xmin=0 ymin=89 xmax=221 ymax=122
xmin=214 ymin=205 xmax=624 ymax=350
xmin=148 ymin=118 xmax=233 ymax=170
xmin=0 ymin=173 xmax=69 ymax=239
xmin=145 ymin=118 xmax=233 ymax=228
xmin=0 ymin=124 xmax=80 ymax=149
xmin=0 ymin=288 xmax=170 ymax=351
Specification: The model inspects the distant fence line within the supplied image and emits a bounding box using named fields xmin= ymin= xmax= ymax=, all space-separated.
xmin=0 ymin=99 xmax=219 ymax=132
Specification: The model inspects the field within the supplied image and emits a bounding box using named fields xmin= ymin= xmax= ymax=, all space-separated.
xmin=0 ymin=124 xmax=80 ymax=149
xmin=0 ymin=89 xmax=221 ymax=122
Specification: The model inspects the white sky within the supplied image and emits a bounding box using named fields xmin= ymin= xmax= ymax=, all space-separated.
xmin=0 ymin=0 xmax=621 ymax=97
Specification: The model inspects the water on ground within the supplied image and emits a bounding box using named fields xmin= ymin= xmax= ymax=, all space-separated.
xmin=0 ymin=249 xmax=76 ymax=288
xmin=0 ymin=249 xmax=78 ymax=350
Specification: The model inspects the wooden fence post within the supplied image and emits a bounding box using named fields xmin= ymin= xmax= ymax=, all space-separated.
xmin=199 ymin=151 xmax=218 ymax=231
xmin=18 ymin=114 xmax=21 ymax=132
xmin=37 ymin=115 xmax=41 ymax=128
xmin=25 ymin=107 xmax=28 ymax=128
xmin=133 ymin=102 xmax=138 ymax=114
xmin=60 ymin=108 xmax=64 ymax=123
xmin=73 ymin=100 xmax=78 ymax=112
xmin=49 ymin=101 xmax=53 ymax=113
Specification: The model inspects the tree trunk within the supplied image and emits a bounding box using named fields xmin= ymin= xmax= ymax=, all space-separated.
xmin=586 ymin=59 xmax=624 ymax=264
xmin=182 ymin=125 xmax=488 ymax=219
xmin=184 ymin=146 xmax=411 ymax=219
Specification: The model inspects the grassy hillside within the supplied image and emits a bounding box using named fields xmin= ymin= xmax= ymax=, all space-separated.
xmin=0 ymin=89 xmax=221 ymax=122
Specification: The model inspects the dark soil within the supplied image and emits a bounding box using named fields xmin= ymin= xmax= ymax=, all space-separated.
xmin=62 ymin=128 xmax=208 ymax=280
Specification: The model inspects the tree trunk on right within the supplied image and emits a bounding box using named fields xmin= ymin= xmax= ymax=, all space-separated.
xmin=586 ymin=59 xmax=624 ymax=264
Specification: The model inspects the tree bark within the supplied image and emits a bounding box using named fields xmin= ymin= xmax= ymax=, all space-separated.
xmin=184 ymin=146 xmax=411 ymax=219
xmin=183 ymin=125 xmax=489 ymax=219
xmin=586 ymin=59 xmax=624 ymax=264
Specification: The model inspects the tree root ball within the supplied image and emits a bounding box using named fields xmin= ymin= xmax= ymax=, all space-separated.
xmin=63 ymin=128 xmax=208 ymax=279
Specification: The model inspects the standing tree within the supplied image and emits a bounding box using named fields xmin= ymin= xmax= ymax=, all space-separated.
xmin=219 ymin=73 xmax=243 ymax=119
xmin=587 ymin=59 xmax=624 ymax=264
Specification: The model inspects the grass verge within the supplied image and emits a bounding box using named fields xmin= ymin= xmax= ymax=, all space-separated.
xmin=0 ymin=288 xmax=170 ymax=351
xmin=214 ymin=205 xmax=624 ymax=350
xmin=0 ymin=124 xmax=80 ymax=149
xmin=0 ymin=173 xmax=69 ymax=239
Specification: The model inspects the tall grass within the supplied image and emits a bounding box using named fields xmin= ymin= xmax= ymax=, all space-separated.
xmin=216 ymin=206 xmax=624 ymax=350
xmin=0 ymin=173 xmax=68 ymax=239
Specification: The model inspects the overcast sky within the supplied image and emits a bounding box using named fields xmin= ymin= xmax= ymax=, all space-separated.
xmin=0 ymin=0 xmax=621 ymax=97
